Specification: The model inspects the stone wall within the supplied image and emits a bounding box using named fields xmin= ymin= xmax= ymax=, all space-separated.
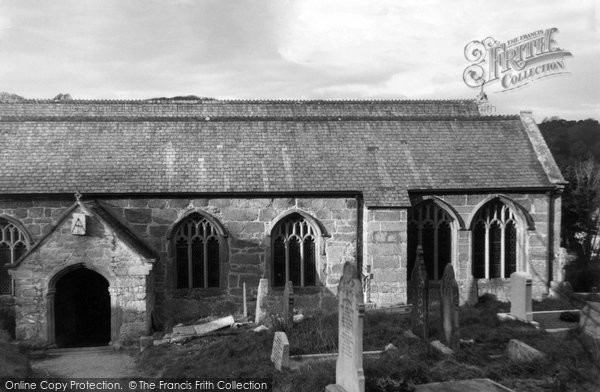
xmin=98 ymin=197 xmax=358 ymax=324
xmin=365 ymin=208 xmax=407 ymax=305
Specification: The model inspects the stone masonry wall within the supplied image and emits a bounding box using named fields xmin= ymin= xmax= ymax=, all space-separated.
xmin=365 ymin=208 xmax=407 ymax=305
xmin=98 ymin=197 xmax=358 ymax=322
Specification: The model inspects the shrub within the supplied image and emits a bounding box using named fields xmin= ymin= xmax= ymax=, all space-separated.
xmin=565 ymin=260 xmax=600 ymax=292
xmin=0 ymin=306 xmax=15 ymax=339
xmin=559 ymin=311 xmax=581 ymax=322
xmin=0 ymin=329 xmax=31 ymax=377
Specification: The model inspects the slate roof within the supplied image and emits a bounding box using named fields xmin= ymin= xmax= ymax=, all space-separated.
xmin=0 ymin=99 xmax=563 ymax=206
xmin=0 ymin=98 xmax=479 ymax=118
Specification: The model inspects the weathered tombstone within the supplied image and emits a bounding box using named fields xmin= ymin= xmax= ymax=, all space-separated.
xmin=193 ymin=315 xmax=234 ymax=336
xmin=270 ymin=331 xmax=290 ymax=371
xmin=326 ymin=262 xmax=365 ymax=392
xmin=243 ymin=282 xmax=248 ymax=319
xmin=410 ymin=246 xmax=429 ymax=340
xmin=440 ymin=263 xmax=459 ymax=351
xmin=580 ymin=301 xmax=600 ymax=342
xmin=507 ymin=339 xmax=545 ymax=362
xmin=282 ymin=280 xmax=294 ymax=328
xmin=255 ymin=278 xmax=269 ymax=324
xmin=510 ymin=272 xmax=533 ymax=322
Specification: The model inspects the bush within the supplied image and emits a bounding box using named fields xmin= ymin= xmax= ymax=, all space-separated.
xmin=0 ymin=329 xmax=31 ymax=377
xmin=559 ymin=311 xmax=581 ymax=322
xmin=0 ymin=305 xmax=15 ymax=339
xmin=565 ymin=260 xmax=600 ymax=292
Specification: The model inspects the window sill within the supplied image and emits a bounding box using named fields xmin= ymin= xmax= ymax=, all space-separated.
xmin=170 ymin=287 xmax=227 ymax=298
xmin=271 ymin=285 xmax=322 ymax=295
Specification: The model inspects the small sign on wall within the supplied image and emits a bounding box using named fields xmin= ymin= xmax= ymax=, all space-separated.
xmin=71 ymin=213 xmax=87 ymax=235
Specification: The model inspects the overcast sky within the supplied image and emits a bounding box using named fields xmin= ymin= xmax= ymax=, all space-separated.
xmin=0 ymin=0 xmax=598 ymax=121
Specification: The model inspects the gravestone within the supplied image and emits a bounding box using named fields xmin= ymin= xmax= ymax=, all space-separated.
xmin=326 ymin=262 xmax=365 ymax=392
xmin=440 ymin=263 xmax=459 ymax=351
xmin=193 ymin=315 xmax=234 ymax=336
xmin=270 ymin=331 xmax=290 ymax=371
xmin=282 ymin=280 xmax=294 ymax=328
xmin=507 ymin=339 xmax=545 ymax=362
xmin=410 ymin=246 xmax=429 ymax=340
xmin=255 ymin=278 xmax=269 ymax=324
xmin=510 ymin=272 xmax=533 ymax=322
xmin=580 ymin=301 xmax=600 ymax=341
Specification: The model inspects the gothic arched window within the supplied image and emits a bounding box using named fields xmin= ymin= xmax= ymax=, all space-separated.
xmin=407 ymin=201 xmax=454 ymax=280
xmin=0 ymin=218 xmax=29 ymax=295
xmin=272 ymin=213 xmax=318 ymax=287
xmin=174 ymin=214 xmax=223 ymax=289
xmin=471 ymin=200 xmax=519 ymax=279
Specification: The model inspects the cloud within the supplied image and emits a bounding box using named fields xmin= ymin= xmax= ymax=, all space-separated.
xmin=0 ymin=0 xmax=597 ymax=119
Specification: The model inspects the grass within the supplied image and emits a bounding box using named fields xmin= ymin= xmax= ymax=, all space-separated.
xmin=138 ymin=296 xmax=600 ymax=392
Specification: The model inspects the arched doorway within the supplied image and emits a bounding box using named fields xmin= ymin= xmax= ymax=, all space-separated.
xmin=54 ymin=267 xmax=111 ymax=348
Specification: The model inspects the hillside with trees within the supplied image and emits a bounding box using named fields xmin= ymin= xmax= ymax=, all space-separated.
xmin=539 ymin=119 xmax=600 ymax=290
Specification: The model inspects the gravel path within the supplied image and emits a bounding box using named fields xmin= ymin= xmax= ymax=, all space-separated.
xmin=32 ymin=347 xmax=140 ymax=378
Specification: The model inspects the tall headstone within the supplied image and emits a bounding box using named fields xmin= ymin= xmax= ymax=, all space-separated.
xmin=510 ymin=272 xmax=533 ymax=322
xmin=282 ymin=280 xmax=294 ymax=328
xmin=270 ymin=331 xmax=290 ymax=371
xmin=255 ymin=278 xmax=269 ymax=325
xmin=440 ymin=263 xmax=460 ymax=351
xmin=326 ymin=262 xmax=365 ymax=392
xmin=410 ymin=246 xmax=429 ymax=340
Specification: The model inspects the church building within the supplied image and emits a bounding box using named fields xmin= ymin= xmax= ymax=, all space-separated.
xmin=0 ymin=97 xmax=565 ymax=346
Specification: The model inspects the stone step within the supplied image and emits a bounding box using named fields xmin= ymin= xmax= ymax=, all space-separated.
xmin=46 ymin=345 xmax=114 ymax=356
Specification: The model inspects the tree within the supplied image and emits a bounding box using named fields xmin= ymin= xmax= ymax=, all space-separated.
xmin=561 ymin=157 xmax=600 ymax=263
xmin=539 ymin=119 xmax=600 ymax=262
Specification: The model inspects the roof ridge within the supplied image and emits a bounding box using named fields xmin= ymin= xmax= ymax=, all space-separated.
xmin=0 ymin=114 xmax=522 ymax=122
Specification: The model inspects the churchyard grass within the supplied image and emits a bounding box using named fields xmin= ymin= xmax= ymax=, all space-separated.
xmin=138 ymin=296 xmax=599 ymax=391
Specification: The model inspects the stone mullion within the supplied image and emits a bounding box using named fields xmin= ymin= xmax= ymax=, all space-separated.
xmin=433 ymin=214 xmax=439 ymax=280
xmin=500 ymin=223 xmax=506 ymax=278
xmin=484 ymin=223 xmax=490 ymax=279
xmin=203 ymin=239 xmax=208 ymax=289
xmin=300 ymin=237 xmax=305 ymax=287
xmin=187 ymin=241 xmax=193 ymax=289
xmin=284 ymin=239 xmax=290 ymax=284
